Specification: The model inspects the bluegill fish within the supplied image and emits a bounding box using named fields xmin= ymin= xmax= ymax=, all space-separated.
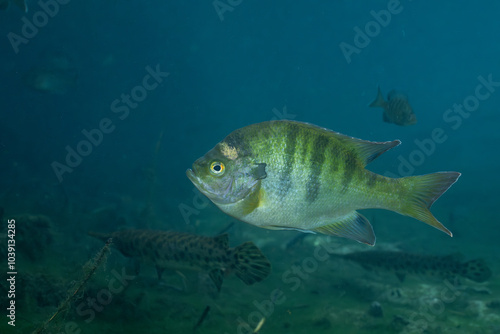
xmin=338 ymin=250 xmax=492 ymax=283
xmin=89 ymin=229 xmax=271 ymax=291
xmin=187 ymin=120 xmax=460 ymax=246
xmin=369 ymin=86 xmax=417 ymax=126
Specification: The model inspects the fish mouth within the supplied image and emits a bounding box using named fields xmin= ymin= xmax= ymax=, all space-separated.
xmin=186 ymin=168 xmax=197 ymax=184
xmin=186 ymin=168 xmax=216 ymax=199
xmin=186 ymin=168 xmax=237 ymax=204
xmin=186 ymin=168 xmax=204 ymax=191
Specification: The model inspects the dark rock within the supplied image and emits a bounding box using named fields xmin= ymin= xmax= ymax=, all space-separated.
xmin=368 ymin=301 xmax=384 ymax=317
xmin=486 ymin=300 xmax=500 ymax=309
xmin=391 ymin=315 xmax=410 ymax=332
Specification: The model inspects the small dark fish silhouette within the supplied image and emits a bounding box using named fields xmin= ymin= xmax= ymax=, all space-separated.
xmin=22 ymin=51 xmax=78 ymax=95
xmin=89 ymin=229 xmax=271 ymax=291
xmin=369 ymin=86 xmax=417 ymax=126
xmin=339 ymin=250 xmax=491 ymax=283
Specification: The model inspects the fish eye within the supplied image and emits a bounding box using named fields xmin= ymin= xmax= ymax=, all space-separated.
xmin=210 ymin=161 xmax=225 ymax=176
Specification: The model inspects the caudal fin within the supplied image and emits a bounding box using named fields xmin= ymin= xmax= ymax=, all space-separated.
xmin=399 ymin=172 xmax=461 ymax=236
xmin=462 ymin=259 xmax=492 ymax=283
xmin=231 ymin=242 xmax=271 ymax=285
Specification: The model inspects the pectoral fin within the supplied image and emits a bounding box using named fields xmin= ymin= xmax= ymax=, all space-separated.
xmin=252 ymin=162 xmax=267 ymax=180
xmin=239 ymin=185 xmax=265 ymax=215
xmin=312 ymin=211 xmax=376 ymax=246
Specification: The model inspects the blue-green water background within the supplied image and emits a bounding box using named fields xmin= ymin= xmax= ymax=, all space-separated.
xmin=1 ymin=1 xmax=499 ymax=333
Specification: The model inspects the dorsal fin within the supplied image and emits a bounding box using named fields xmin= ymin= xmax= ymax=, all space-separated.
xmin=369 ymin=86 xmax=387 ymax=108
xmin=283 ymin=121 xmax=400 ymax=166
xmin=88 ymin=231 xmax=112 ymax=242
xmin=348 ymin=138 xmax=401 ymax=166
xmin=444 ymin=252 xmax=464 ymax=262
xmin=328 ymin=128 xmax=400 ymax=165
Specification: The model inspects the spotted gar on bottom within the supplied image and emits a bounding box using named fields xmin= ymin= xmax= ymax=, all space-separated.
xmin=339 ymin=250 xmax=492 ymax=283
xmin=89 ymin=229 xmax=271 ymax=291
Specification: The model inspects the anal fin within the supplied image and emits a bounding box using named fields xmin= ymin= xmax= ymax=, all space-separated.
xmin=395 ymin=272 xmax=406 ymax=282
xmin=208 ymin=268 xmax=224 ymax=292
xmin=312 ymin=211 xmax=376 ymax=246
